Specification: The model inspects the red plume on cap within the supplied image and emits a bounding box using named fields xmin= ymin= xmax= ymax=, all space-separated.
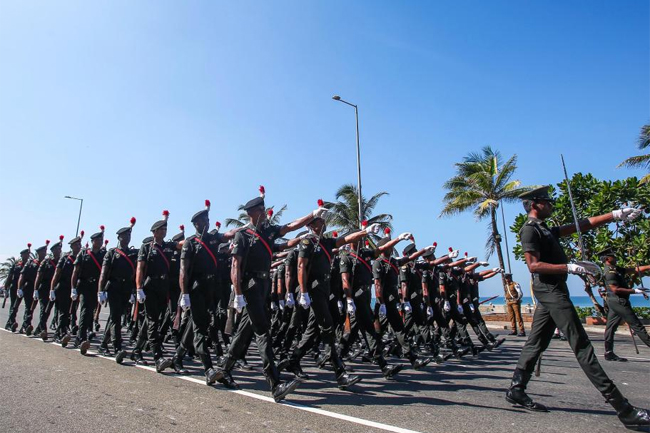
xmin=383 ymin=227 xmax=391 ymax=238
xmin=317 ymin=199 xmax=324 ymax=207
xmin=85 ymin=242 xmax=89 ymax=248
xmin=205 ymin=199 xmax=211 ymax=211
xmin=162 ymin=210 xmax=170 ymax=221
xmin=45 ymin=239 xmax=50 ymax=246
xmin=179 ymin=224 xmax=185 ymax=232
xmin=259 ymin=185 xmax=265 ymax=198
xmin=332 ymin=231 xmax=338 ymax=238
xmin=365 ymin=240 xmax=370 ymax=246
xmin=433 ymin=242 xmax=437 ymax=247
xmin=449 ymin=247 xmax=453 ymax=252
xmin=267 ymin=209 xmax=274 ymax=218
xmin=465 ymin=252 xmax=468 ymax=257
xmin=59 ymin=235 xmax=64 ymax=241
xmin=105 ymin=240 xmax=109 ymax=245
xmin=216 ymin=221 xmax=221 ymax=228
xmin=361 ymin=220 xmax=368 ymax=227
xmin=80 ymin=230 xmax=85 ymax=238
xmin=100 ymin=225 xmax=105 ymax=232
xmin=27 ymin=243 xmax=32 ymax=249
xmin=130 ymin=217 xmax=136 ymax=227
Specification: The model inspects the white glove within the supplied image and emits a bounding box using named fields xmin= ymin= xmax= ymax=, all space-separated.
xmin=347 ymin=298 xmax=356 ymax=315
xmin=299 ymin=292 xmax=311 ymax=309
xmin=98 ymin=291 xmax=107 ymax=305
xmin=449 ymin=249 xmax=459 ymax=259
xmin=279 ymin=300 xmax=285 ymax=310
xmin=136 ymin=289 xmax=146 ymax=304
xmin=286 ymin=292 xmax=295 ymax=308
xmin=17 ymin=288 xmax=24 ymax=298
xmin=492 ymin=267 xmax=502 ymax=273
xmin=567 ymin=261 xmax=600 ymax=276
xmin=312 ymin=207 xmax=328 ymax=219
xmin=337 ymin=300 xmax=344 ymax=314
xmin=634 ymin=289 xmax=646 ymax=294
xmin=70 ymin=288 xmax=78 ymax=301
xmin=478 ymin=261 xmax=489 ymax=266
xmin=364 ymin=223 xmax=380 ymax=235
xmin=378 ymin=303 xmax=387 ymax=318
xmin=49 ymin=290 xmax=56 ymax=302
xmin=613 ymin=207 xmax=642 ymax=222
xmin=457 ymin=304 xmax=464 ymax=314
xmin=427 ymin=306 xmax=434 ymax=319
xmin=180 ymin=294 xmax=191 ymax=311
xmin=270 ymin=301 xmax=278 ymax=311
xmin=425 ymin=245 xmax=436 ymax=253
xmin=466 ymin=256 xmax=477 ymax=263
xmin=34 ymin=292 xmax=40 ymax=301
xmin=443 ymin=300 xmax=451 ymax=312
xmin=403 ymin=301 xmax=412 ymax=313
xmin=398 ymin=232 xmax=412 ymax=241
xmin=299 ymin=232 xmax=318 ymax=241
xmin=234 ymin=294 xmax=247 ymax=313
xmin=469 ymin=303 xmax=476 ymax=313
xmin=129 ymin=294 xmax=135 ymax=304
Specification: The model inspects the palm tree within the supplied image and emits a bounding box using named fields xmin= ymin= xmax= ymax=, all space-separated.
xmin=618 ymin=123 xmax=650 ymax=185
xmin=1 ymin=257 xmax=16 ymax=283
xmin=440 ymin=146 xmax=532 ymax=278
xmin=225 ymin=204 xmax=288 ymax=228
xmin=323 ymin=184 xmax=392 ymax=241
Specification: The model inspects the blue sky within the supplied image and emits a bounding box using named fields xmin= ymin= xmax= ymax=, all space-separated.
xmin=1 ymin=1 xmax=648 ymax=296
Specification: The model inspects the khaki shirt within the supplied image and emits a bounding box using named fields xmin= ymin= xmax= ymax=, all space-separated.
xmin=505 ymin=281 xmax=522 ymax=303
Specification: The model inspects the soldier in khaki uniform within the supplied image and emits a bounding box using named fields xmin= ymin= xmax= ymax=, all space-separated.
xmin=504 ymin=273 xmax=525 ymax=336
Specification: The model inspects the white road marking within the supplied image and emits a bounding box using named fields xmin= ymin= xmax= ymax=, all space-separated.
xmin=1 ymin=328 xmax=422 ymax=433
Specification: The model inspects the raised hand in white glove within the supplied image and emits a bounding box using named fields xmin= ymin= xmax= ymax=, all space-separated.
xmin=299 ymin=232 xmax=318 ymax=241
xmin=398 ymin=232 xmax=412 ymax=241
xmin=364 ymin=223 xmax=380 ymax=235
xmin=403 ymin=301 xmax=412 ymax=313
xmin=70 ymin=288 xmax=78 ymax=301
xmin=180 ymin=294 xmax=191 ymax=311
xmin=347 ymin=298 xmax=356 ymax=315
xmin=234 ymin=294 xmax=247 ymax=313
xmin=449 ymin=249 xmax=459 ymax=259
xmin=49 ymin=290 xmax=56 ymax=302
xmin=443 ymin=300 xmax=451 ymax=312
xmin=427 ymin=306 xmax=434 ymax=319
xmin=17 ymin=288 xmax=24 ymax=298
xmin=312 ymin=207 xmax=328 ymax=219
xmin=378 ymin=303 xmax=387 ymax=318
xmin=286 ymin=292 xmax=295 ymax=308
xmin=136 ymin=288 xmax=146 ymax=304
xmin=567 ymin=260 xmax=600 ymax=276
xmin=300 ymin=292 xmax=311 ymax=309
xmin=466 ymin=256 xmax=477 ymax=263
xmin=270 ymin=301 xmax=279 ymax=311
xmin=612 ymin=207 xmax=642 ymax=222
xmin=337 ymin=300 xmax=344 ymax=314
xmin=492 ymin=267 xmax=502 ymax=273
xmin=425 ymin=245 xmax=436 ymax=253
xmin=633 ymin=288 xmax=648 ymax=295
xmin=478 ymin=261 xmax=489 ymax=266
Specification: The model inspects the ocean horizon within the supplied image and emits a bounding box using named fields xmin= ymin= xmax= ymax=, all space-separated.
xmin=480 ymin=295 xmax=650 ymax=308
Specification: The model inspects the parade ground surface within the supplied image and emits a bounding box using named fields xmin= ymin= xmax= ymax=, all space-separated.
xmin=0 ymin=307 xmax=648 ymax=433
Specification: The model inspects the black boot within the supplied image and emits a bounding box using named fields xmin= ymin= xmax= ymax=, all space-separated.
xmin=604 ymin=387 xmax=650 ymax=431
xmin=271 ymin=379 xmax=301 ymax=403
xmin=172 ymin=348 xmax=189 ymax=374
xmin=336 ymin=372 xmax=362 ymax=390
xmin=130 ymin=351 xmax=149 ymax=366
xmin=505 ymin=368 xmax=548 ymax=412
xmin=60 ymin=334 xmax=71 ymax=348
xmin=216 ymin=356 xmax=239 ymax=389
xmin=604 ymin=352 xmax=628 ymax=362
xmin=155 ymin=357 xmax=173 ymax=373
xmin=381 ymin=364 xmax=403 ymax=380
xmin=115 ymin=349 xmax=127 ymax=365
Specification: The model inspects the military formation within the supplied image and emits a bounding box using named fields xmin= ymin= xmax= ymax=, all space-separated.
xmin=2 ymin=186 xmax=650 ymax=431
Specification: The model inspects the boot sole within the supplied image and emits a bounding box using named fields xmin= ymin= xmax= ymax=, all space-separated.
xmin=505 ymin=396 xmax=549 ymax=412
xmin=273 ymin=380 xmax=301 ymax=403
xmin=338 ymin=376 xmax=362 ymax=390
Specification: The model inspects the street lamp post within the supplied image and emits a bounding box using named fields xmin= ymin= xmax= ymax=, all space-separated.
xmin=332 ymin=95 xmax=363 ymax=227
xmin=64 ymin=196 xmax=83 ymax=236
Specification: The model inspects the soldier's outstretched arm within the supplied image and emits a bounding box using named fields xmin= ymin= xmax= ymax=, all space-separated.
xmin=625 ymin=264 xmax=650 ymax=275
xmin=279 ymin=205 xmax=327 ymax=237
xmin=525 ymin=251 xmax=569 ymax=275
xmin=558 ymin=207 xmax=641 ymax=237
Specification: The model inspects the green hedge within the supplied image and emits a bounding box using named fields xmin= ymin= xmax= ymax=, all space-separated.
xmin=575 ymin=306 xmax=650 ymax=320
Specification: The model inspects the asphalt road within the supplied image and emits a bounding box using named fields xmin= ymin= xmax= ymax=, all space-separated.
xmin=0 ymin=304 xmax=648 ymax=433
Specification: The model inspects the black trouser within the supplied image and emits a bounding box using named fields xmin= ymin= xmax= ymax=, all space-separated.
xmin=37 ymin=287 xmax=54 ymax=331
xmin=6 ymin=286 xmax=20 ymax=326
xmin=225 ymin=275 xmax=280 ymax=388
xmin=292 ymin=279 xmax=346 ymax=376
xmin=472 ymin=302 xmax=496 ymax=342
xmin=77 ymin=281 xmax=98 ymax=342
xmin=20 ymin=286 xmax=35 ymax=330
xmin=604 ymin=295 xmax=650 ymax=353
xmin=142 ymin=277 xmax=169 ymax=360
xmin=104 ymin=279 xmax=132 ymax=351
xmin=447 ymin=297 xmax=474 ymax=347
xmin=461 ymin=302 xmax=491 ymax=346
xmin=282 ymin=289 xmax=310 ymax=353
xmin=55 ymin=287 xmax=71 ymax=339
xmin=380 ymin=291 xmax=412 ymax=355
xmin=516 ymin=278 xmax=614 ymax=394
xmin=340 ymin=285 xmax=385 ymax=367
xmin=403 ymin=295 xmax=427 ymax=344
xmin=182 ymin=276 xmax=216 ymax=371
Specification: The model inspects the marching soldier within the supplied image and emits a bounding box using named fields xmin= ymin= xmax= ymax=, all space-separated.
xmin=97 ymin=218 xmax=138 ymax=364
xmin=215 ymin=189 xmax=327 ymax=402
xmin=34 ymin=237 xmax=64 ymax=340
xmin=51 ymin=233 xmax=83 ymax=346
xmin=71 ymin=226 xmax=106 ymax=355
xmin=506 ymin=186 xmax=649 ymax=430
xmin=4 ymin=246 xmax=30 ymax=332
xmin=17 ymin=241 xmax=47 ymax=335
xmin=598 ymin=247 xmax=650 ymax=361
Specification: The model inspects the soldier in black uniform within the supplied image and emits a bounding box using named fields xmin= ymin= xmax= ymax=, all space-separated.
xmin=17 ymin=241 xmax=47 ymax=335
xmin=51 ymin=233 xmax=83 ymax=346
xmin=132 ymin=211 xmax=175 ymax=373
xmin=34 ymin=237 xmax=63 ymax=340
xmin=279 ymin=246 xmax=308 ymax=357
xmin=71 ymin=226 xmax=106 ymax=355
xmin=97 ymin=218 xmax=138 ymax=364
xmin=162 ymin=224 xmax=185 ymax=349
xmin=506 ymin=186 xmax=650 ymax=431
xmin=598 ymin=247 xmax=650 ymax=361
xmin=4 ymin=246 xmax=30 ymax=332
xmin=279 ymin=213 xmax=384 ymax=389
xmin=216 ymin=194 xmax=327 ymax=402
xmin=174 ymin=201 xmax=238 ymax=383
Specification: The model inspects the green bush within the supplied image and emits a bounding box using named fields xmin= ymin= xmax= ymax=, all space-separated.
xmin=632 ymin=307 xmax=650 ymax=319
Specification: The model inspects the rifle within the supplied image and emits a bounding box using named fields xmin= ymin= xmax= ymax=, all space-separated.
xmin=2 ymin=293 xmax=7 ymax=309
xmin=479 ymin=295 xmax=499 ymax=305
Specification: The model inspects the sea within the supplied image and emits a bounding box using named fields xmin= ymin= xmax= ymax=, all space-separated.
xmin=480 ymin=295 xmax=650 ymax=308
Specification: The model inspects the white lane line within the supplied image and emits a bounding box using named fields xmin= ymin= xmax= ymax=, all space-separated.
xmin=0 ymin=328 xmax=422 ymax=433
